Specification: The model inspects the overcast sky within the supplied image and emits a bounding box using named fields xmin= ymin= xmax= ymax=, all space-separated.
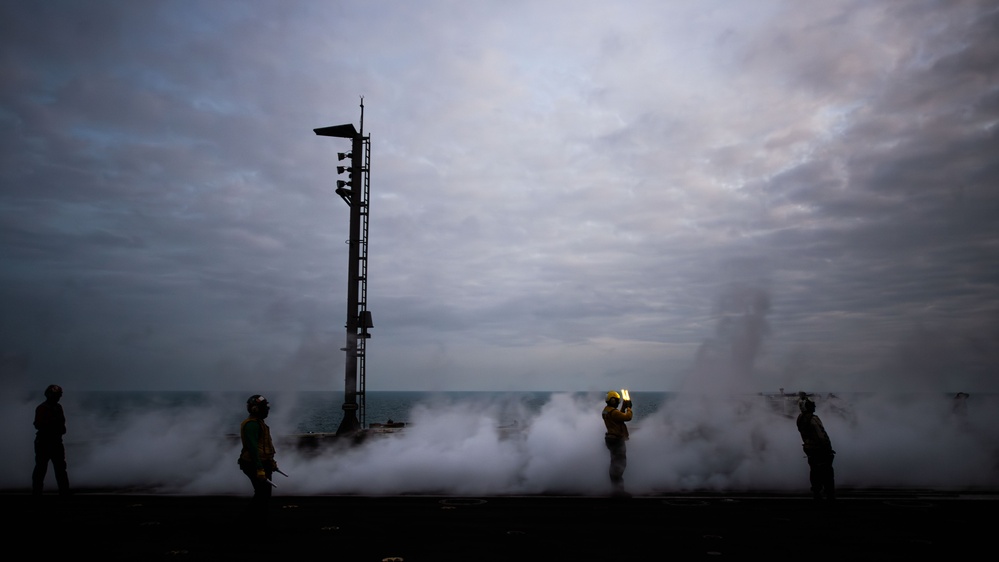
xmin=1 ymin=0 xmax=997 ymax=392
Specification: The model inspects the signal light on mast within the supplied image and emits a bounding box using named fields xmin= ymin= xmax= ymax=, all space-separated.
xmin=335 ymin=160 xmax=354 ymax=205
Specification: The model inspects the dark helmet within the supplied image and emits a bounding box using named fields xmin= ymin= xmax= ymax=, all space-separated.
xmin=44 ymin=384 xmax=63 ymax=400
xmin=246 ymin=394 xmax=270 ymax=415
xmin=799 ymin=397 xmax=816 ymax=414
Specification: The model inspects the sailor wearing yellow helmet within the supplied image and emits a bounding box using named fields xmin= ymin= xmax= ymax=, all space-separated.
xmin=239 ymin=394 xmax=278 ymax=517
xmin=602 ymin=389 xmax=633 ymax=496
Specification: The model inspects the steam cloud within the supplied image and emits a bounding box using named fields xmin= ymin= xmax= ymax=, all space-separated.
xmin=5 ymin=281 xmax=996 ymax=495
xmin=3 ymin=390 xmax=997 ymax=495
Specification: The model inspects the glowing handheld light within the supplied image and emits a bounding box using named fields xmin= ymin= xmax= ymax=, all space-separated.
xmin=621 ymin=389 xmax=630 ymax=401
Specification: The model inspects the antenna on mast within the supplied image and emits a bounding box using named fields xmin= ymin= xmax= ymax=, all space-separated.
xmin=359 ymin=96 xmax=365 ymax=136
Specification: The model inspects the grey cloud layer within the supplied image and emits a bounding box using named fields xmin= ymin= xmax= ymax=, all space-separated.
xmin=1 ymin=0 xmax=997 ymax=391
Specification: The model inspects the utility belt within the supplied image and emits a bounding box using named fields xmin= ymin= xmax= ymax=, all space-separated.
xmin=238 ymin=458 xmax=277 ymax=471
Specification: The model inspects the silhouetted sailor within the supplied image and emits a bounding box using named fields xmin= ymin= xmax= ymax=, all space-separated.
xmin=32 ymin=384 xmax=70 ymax=496
xmin=602 ymin=390 xmax=633 ymax=496
xmin=239 ymin=395 xmax=278 ymax=516
xmin=796 ymin=393 xmax=835 ymax=501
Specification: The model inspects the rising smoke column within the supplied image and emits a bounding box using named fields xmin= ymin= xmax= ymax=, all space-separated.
xmin=689 ymin=284 xmax=771 ymax=393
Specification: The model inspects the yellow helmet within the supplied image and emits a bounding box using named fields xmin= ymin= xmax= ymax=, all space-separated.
xmin=606 ymin=391 xmax=621 ymax=402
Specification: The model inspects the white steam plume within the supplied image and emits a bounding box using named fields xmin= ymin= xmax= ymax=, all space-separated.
xmin=3 ymin=390 xmax=997 ymax=495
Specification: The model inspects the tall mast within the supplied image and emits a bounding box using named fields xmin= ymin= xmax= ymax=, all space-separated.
xmin=313 ymin=99 xmax=373 ymax=435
